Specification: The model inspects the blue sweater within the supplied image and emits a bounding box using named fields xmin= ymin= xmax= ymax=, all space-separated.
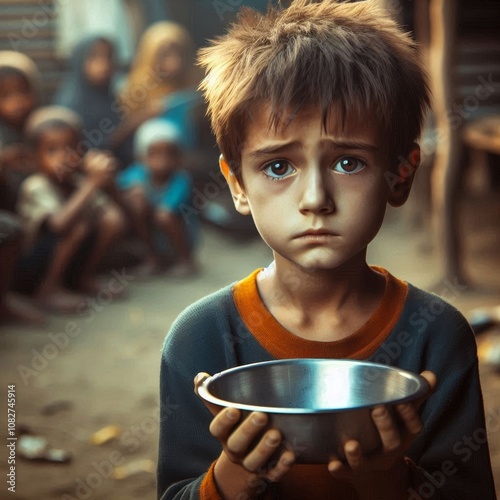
xmin=157 ymin=268 xmax=496 ymax=499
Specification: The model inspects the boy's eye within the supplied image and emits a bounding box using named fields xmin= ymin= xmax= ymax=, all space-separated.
xmin=333 ymin=157 xmax=366 ymax=174
xmin=262 ymin=160 xmax=295 ymax=180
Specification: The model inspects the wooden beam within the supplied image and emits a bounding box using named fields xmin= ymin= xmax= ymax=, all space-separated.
xmin=428 ymin=0 xmax=466 ymax=284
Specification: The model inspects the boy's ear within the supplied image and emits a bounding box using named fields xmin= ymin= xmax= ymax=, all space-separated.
xmin=219 ymin=155 xmax=251 ymax=216
xmin=387 ymin=144 xmax=421 ymax=208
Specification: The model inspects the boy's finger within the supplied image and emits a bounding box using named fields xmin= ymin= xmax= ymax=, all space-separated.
xmin=343 ymin=440 xmax=364 ymax=469
xmin=395 ymin=402 xmax=423 ymax=435
xmin=415 ymin=370 xmax=437 ymax=410
xmin=226 ymin=412 xmax=268 ymax=455
xmin=242 ymin=428 xmax=282 ymax=472
xmin=265 ymin=449 xmax=296 ymax=482
xmin=209 ymin=407 xmax=241 ymax=441
xmin=327 ymin=457 xmax=347 ymax=475
xmin=371 ymin=406 xmax=400 ymax=452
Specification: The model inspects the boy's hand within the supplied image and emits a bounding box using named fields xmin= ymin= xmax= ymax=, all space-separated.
xmin=83 ymin=150 xmax=116 ymax=187
xmin=194 ymin=373 xmax=295 ymax=493
xmin=327 ymin=371 xmax=436 ymax=484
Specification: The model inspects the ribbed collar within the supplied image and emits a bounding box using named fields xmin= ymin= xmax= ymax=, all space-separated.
xmin=232 ymin=266 xmax=408 ymax=359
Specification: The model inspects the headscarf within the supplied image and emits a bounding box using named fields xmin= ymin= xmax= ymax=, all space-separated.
xmin=120 ymin=22 xmax=195 ymax=112
xmin=134 ymin=118 xmax=182 ymax=158
xmin=53 ymin=36 xmax=120 ymax=147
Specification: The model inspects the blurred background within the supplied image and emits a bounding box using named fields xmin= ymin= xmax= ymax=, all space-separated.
xmin=0 ymin=0 xmax=499 ymax=498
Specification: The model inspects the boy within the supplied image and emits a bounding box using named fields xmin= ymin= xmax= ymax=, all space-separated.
xmin=157 ymin=1 xmax=496 ymax=499
xmin=0 ymin=51 xmax=39 ymax=194
xmin=15 ymin=106 xmax=125 ymax=313
xmin=118 ymin=118 xmax=197 ymax=276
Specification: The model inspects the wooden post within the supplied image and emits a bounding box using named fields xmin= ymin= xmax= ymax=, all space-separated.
xmin=428 ymin=0 xmax=466 ymax=284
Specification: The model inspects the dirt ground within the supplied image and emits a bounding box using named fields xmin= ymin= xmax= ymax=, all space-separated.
xmin=1 ymin=193 xmax=499 ymax=500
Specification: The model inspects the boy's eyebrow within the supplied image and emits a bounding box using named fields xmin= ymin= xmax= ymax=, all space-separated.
xmin=323 ymin=139 xmax=379 ymax=152
xmin=248 ymin=141 xmax=302 ymax=157
xmin=248 ymin=139 xmax=379 ymax=157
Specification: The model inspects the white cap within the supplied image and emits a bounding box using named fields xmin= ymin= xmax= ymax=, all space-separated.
xmin=134 ymin=118 xmax=182 ymax=157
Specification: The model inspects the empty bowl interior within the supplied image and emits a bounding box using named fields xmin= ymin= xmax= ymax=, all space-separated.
xmin=206 ymin=360 xmax=425 ymax=412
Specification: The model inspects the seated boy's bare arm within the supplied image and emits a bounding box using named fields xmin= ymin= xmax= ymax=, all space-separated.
xmin=194 ymin=373 xmax=296 ymax=500
xmin=48 ymin=151 xmax=116 ymax=233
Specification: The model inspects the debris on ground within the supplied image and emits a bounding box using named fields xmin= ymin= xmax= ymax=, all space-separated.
xmin=89 ymin=425 xmax=122 ymax=445
xmin=113 ymin=459 xmax=156 ymax=479
xmin=478 ymin=337 xmax=500 ymax=370
xmin=18 ymin=434 xmax=72 ymax=463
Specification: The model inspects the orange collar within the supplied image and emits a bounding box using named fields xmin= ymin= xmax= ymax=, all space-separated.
xmin=232 ymin=266 xmax=408 ymax=359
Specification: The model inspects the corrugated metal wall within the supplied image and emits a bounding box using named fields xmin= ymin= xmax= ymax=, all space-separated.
xmin=0 ymin=0 xmax=60 ymax=103
xmin=1 ymin=0 xmax=499 ymax=117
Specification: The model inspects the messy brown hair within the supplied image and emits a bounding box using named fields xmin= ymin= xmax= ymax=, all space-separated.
xmin=198 ymin=0 xmax=431 ymax=175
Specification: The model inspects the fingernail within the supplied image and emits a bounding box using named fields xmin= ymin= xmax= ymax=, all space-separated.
xmin=266 ymin=434 xmax=279 ymax=446
xmin=346 ymin=442 xmax=359 ymax=455
xmin=226 ymin=408 xmax=237 ymax=420
xmin=252 ymin=413 xmax=266 ymax=425
xmin=372 ymin=406 xmax=386 ymax=418
xmin=328 ymin=462 xmax=340 ymax=473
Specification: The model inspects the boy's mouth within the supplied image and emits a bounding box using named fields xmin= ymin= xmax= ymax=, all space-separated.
xmin=294 ymin=229 xmax=339 ymax=238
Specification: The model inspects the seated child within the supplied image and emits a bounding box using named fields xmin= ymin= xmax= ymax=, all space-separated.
xmin=15 ymin=106 xmax=125 ymax=313
xmin=157 ymin=1 xmax=496 ymax=499
xmin=117 ymin=118 xmax=197 ymax=276
xmin=0 ymin=51 xmax=39 ymax=196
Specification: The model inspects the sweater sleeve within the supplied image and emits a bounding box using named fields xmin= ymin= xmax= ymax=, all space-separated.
xmin=157 ymin=287 xmax=238 ymax=500
xmin=393 ymin=287 xmax=497 ymax=499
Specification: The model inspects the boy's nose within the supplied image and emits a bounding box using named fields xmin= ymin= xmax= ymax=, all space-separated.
xmin=298 ymin=168 xmax=335 ymax=215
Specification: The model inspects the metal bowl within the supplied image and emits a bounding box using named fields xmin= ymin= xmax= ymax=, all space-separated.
xmin=198 ymin=358 xmax=429 ymax=463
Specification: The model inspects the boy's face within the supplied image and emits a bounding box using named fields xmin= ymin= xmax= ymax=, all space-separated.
xmin=226 ymin=106 xmax=413 ymax=272
xmin=37 ymin=127 xmax=81 ymax=183
xmin=145 ymin=140 xmax=181 ymax=178
xmin=0 ymin=74 xmax=35 ymax=128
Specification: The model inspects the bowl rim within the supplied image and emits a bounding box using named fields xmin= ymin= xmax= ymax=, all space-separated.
xmin=197 ymin=358 xmax=430 ymax=414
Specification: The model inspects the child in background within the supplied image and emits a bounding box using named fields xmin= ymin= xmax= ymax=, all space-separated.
xmin=15 ymin=106 xmax=125 ymax=313
xmin=157 ymin=1 xmax=496 ymax=499
xmin=0 ymin=51 xmax=39 ymax=198
xmin=118 ymin=118 xmax=197 ymax=277
xmin=113 ymin=22 xmax=199 ymax=168
xmin=53 ymin=35 xmax=122 ymax=150
xmin=0 ymin=141 xmax=45 ymax=325
xmin=120 ymin=21 xmax=195 ymax=114
xmin=0 ymin=52 xmax=43 ymax=320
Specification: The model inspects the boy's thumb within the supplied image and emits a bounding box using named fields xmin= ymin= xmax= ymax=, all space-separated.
xmin=194 ymin=372 xmax=222 ymax=417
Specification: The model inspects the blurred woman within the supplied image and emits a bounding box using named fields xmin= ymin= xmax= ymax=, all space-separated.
xmin=120 ymin=21 xmax=195 ymax=113
xmin=53 ymin=36 xmax=121 ymax=150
